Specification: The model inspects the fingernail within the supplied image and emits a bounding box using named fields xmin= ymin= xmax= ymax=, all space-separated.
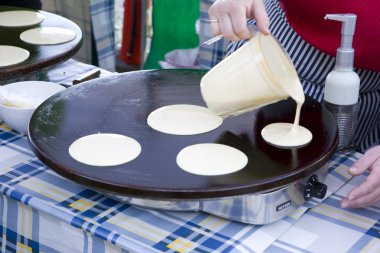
xmin=348 ymin=195 xmax=356 ymax=201
xmin=341 ymin=202 xmax=348 ymax=208
xmin=349 ymin=167 xmax=358 ymax=174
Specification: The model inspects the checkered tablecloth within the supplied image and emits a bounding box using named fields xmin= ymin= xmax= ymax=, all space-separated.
xmin=1 ymin=61 xmax=380 ymax=253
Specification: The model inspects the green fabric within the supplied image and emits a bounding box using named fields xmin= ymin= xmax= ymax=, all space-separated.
xmin=144 ymin=0 xmax=199 ymax=69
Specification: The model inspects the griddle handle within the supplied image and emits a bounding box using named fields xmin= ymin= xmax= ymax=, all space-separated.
xmin=304 ymin=175 xmax=327 ymax=201
xmin=72 ymin=69 xmax=101 ymax=85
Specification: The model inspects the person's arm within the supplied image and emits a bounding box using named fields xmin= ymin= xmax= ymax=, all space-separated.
xmin=341 ymin=145 xmax=380 ymax=208
xmin=208 ymin=0 xmax=270 ymax=41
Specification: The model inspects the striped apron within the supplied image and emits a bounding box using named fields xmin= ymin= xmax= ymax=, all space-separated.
xmin=226 ymin=0 xmax=380 ymax=153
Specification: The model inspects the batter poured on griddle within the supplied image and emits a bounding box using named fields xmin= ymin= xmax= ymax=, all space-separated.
xmin=147 ymin=104 xmax=223 ymax=135
xmin=261 ymin=77 xmax=312 ymax=148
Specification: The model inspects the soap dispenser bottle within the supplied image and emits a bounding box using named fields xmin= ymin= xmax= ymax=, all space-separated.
xmin=323 ymin=14 xmax=360 ymax=151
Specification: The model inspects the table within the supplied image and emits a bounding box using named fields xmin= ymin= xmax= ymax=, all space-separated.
xmin=1 ymin=61 xmax=380 ymax=253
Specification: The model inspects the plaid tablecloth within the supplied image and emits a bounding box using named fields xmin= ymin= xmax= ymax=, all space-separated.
xmin=1 ymin=61 xmax=380 ymax=252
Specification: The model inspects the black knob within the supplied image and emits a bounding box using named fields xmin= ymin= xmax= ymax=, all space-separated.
xmin=304 ymin=174 xmax=327 ymax=201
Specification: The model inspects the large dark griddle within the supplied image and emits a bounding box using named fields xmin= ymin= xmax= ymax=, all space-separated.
xmin=0 ymin=6 xmax=82 ymax=79
xmin=28 ymin=70 xmax=338 ymax=199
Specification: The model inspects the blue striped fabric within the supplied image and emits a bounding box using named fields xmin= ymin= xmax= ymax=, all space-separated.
xmin=42 ymin=0 xmax=116 ymax=71
xmin=89 ymin=0 xmax=116 ymax=71
xmin=198 ymin=0 xmax=229 ymax=69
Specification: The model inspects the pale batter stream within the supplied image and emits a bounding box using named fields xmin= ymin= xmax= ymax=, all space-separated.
xmin=260 ymin=67 xmax=312 ymax=148
xmin=258 ymin=34 xmax=312 ymax=148
xmin=200 ymin=34 xmax=312 ymax=148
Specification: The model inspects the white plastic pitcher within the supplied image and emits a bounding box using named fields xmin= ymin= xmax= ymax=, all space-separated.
xmin=200 ymin=33 xmax=303 ymax=117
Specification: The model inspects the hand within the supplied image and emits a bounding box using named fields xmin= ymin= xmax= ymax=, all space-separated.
xmin=208 ymin=0 xmax=270 ymax=41
xmin=341 ymin=145 xmax=380 ymax=208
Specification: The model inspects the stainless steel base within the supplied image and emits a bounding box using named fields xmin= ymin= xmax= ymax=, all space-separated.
xmin=323 ymin=101 xmax=358 ymax=150
xmin=106 ymin=164 xmax=329 ymax=225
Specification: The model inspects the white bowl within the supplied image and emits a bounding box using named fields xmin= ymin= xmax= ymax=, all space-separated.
xmin=0 ymin=81 xmax=65 ymax=134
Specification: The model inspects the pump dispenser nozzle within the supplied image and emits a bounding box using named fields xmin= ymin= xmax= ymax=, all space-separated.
xmin=323 ymin=13 xmax=360 ymax=151
xmin=324 ymin=14 xmax=357 ymax=71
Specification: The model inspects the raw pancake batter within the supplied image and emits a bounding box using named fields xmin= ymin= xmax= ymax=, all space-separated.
xmin=0 ymin=10 xmax=44 ymax=27
xmin=20 ymin=27 xmax=76 ymax=45
xmin=201 ymin=32 xmax=312 ymax=147
xmin=261 ymin=107 xmax=312 ymax=147
xmin=176 ymin=143 xmax=248 ymax=176
xmin=69 ymin=133 xmax=141 ymax=167
xmin=147 ymin=104 xmax=223 ymax=135
xmin=260 ymin=74 xmax=312 ymax=148
xmin=0 ymin=46 xmax=29 ymax=67
xmin=258 ymin=33 xmax=313 ymax=148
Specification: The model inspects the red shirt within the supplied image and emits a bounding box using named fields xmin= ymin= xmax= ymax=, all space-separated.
xmin=280 ymin=0 xmax=380 ymax=72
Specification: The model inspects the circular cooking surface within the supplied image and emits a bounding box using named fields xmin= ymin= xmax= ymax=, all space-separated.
xmin=28 ymin=70 xmax=338 ymax=199
xmin=0 ymin=6 xmax=82 ymax=79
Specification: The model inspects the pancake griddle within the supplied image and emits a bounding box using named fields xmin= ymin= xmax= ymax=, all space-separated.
xmin=28 ymin=69 xmax=338 ymax=200
xmin=0 ymin=6 xmax=82 ymax=79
